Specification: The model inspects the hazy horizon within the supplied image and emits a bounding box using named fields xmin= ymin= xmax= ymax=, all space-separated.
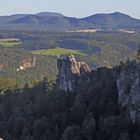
xmin=0 ymin=11 xmax=140 ymax=20
xmin=0 ymin=0 xmax=140 ymax=19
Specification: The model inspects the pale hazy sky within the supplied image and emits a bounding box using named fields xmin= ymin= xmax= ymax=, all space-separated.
xmin=0 ymin=0 xmax=139 ymax=18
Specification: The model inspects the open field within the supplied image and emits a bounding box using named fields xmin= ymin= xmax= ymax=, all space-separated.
xmin=65 ymin=29 xmax=101 ymax=33
xmin=32 ymin=48 xmax=85 ymax=56
xmin=0 ymin=42 xmax=22 ymax=47
xmin=0 ymin=38 xmax=22 ymax=47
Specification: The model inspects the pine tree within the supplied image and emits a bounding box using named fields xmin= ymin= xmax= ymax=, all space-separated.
xmin=137 ymin=44 xmax=140 ymax=55
xmin=136 ymin=44 xmax=140 ymax=60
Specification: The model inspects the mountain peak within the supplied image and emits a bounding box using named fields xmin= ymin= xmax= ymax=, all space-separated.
xmin=82 ymin=12 xmax=140 ymax=29
xmin=110 ymin=12 xmax=131 ymax=17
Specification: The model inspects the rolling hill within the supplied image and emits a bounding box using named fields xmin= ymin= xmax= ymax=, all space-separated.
xmin=82 ymin=12 xmax=140 ymax=29
xmin=0 ymin=12 xmax=140 ymax=30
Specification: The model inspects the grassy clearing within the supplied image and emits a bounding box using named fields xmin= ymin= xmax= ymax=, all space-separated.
xmin=0 ymin=42 xmax=22 ymax=47
xmin=32 ymin=48 xmax=85 ymax=56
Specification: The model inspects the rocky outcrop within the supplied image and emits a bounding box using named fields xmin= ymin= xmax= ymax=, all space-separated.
xmin=17 ymin=57 xmax=36 ymax=71
xmin=117 ymin=61 xmax=140 ymax=124
xmin=56 ymin=54 xmax=91 ymax=92
xmin=0 ymin=65 xmax=3 ymax=71
xmin=56 ymin=55 xmax=140 ymax=124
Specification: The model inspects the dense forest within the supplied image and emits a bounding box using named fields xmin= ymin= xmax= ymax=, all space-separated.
xmin=0 ymin=53 xmax=140 ymax=140
xmin=0 ymin=28 xmax=140 ymax=140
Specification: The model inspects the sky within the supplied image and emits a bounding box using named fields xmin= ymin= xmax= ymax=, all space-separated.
xmin=0 ymin=0 xmax=140 ymax=19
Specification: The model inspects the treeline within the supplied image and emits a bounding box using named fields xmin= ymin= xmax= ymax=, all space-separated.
xmin=1 ymin=30 xmax=140 ymax=51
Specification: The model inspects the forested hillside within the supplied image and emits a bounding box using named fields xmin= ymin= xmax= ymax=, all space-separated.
xmin=0 ymin=12 xmax=140 ymax=30
xmin=0 ymin=2 xmax=140 ymax=140
xmin=0 ymin=30 xmax=139 ymax=90
xmin=1 ymin=30 xmax=139 ymax=63
xmin=0 ymin=48 xmax=57 ymax=90
xmin=0 ymin=51 xmax=139 ymax=140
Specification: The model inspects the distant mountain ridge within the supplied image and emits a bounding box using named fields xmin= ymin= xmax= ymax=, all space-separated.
xmin=82 ymin=12 xmax=140 ymax=29
xmin=0 ymin=12 xmax=140 ymax=30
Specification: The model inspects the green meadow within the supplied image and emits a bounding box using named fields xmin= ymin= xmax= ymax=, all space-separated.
xmin=0 ymin=42 xmax=21 ymax=48
xmin=32 ymin=48 xmax=85 ymax=56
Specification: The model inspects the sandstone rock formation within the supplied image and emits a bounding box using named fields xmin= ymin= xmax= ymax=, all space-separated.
xmin=56 ymin=54 xmax=91 ymax=92
xmin=56 ymin=55 xmax=140 ymax=124
xmin=0 ymin=65 xmax=3 ymax=71
xmin=117 ymin=61 xmax=140 ymax=123
xmin=17 ymin=56 xmax=36 ymax=71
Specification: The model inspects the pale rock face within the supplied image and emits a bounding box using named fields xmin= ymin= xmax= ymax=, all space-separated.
xmin=0 ymin=65 xmax=3 ymax=71
xmin=117 ymin=61 xmax=140 ymax=123
xmin=57 ymin=54 xmax=91 ymax=92
xmin=57 ymin=55 xmax=140 ymax=123
xmin=17 ymin=57 xmax=36 ymax=71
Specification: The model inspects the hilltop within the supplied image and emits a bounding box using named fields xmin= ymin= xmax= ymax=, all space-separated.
xmin=82 ymin=12 xmax=140 ymax=29
xmin=0 ymin=12 xmax=140 ymax=30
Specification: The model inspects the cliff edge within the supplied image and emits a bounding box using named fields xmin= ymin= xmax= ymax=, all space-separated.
xmin=56 ymin=55 xmax=140 ymax=124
